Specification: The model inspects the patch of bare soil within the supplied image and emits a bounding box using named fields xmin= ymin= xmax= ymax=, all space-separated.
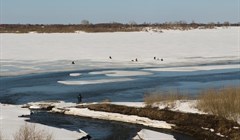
xmin=77 ymin=104 xmax=240 ymax=140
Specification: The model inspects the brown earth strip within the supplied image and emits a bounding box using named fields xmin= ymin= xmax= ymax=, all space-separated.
xmin=1 ymin=23 xmax=238 ymax=33
xmin=77 ymin=104 xmax=240 ymax=140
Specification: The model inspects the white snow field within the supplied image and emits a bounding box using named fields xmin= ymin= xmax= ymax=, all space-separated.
xmin=1 ymin=27 xmax=239 ymax=76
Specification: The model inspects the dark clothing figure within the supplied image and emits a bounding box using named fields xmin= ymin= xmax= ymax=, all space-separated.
xmin=161 ymin=58 xmax=164 ymax=61
xmin=154 ymin=57 xmax=156 ymax=60
xmin=135 ymin=58 xmax=138 ymax=62
xmin=77 ymin=94 xmax=82 ymax=103
xmin=72 ymin=61 xmax=75 ymax=64
xmin=109 ymin=56 xmax=112 ymax=59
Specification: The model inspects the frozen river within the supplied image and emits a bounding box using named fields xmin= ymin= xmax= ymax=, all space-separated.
xmin=1 ymin=28 xmax=239 ymax=139
xmin=1 ymin=63 xmax=238 ymax=139
xmin=1 ymin=64 xmax=239 ymax=104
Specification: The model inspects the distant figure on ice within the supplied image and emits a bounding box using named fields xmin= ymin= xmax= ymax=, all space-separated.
xmin=72 ymin=61 xmax=75 ymax=64
xmin=135 ymin=58 xmax=138 ymax=62
xmin=161 ymin=58 xmax=164 ymax=61
xmin=109 ymin=56 xmax=112 ymax=59
xmin=77 ymin=93 xmax=82 ymax=103
xmin=154 ymin=57 xmax=156 ymax=60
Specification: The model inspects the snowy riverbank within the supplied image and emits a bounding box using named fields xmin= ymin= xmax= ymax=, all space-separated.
xmin=1 ymin=99 xmax=240 ymax=139
xmin=0 ymin=103 xmax=88 ymax=140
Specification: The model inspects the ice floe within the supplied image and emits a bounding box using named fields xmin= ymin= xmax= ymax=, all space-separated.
xmin=58 ymin=78 xmax=134 ymax=85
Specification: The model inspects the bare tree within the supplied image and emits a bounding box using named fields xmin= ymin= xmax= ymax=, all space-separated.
xmin=14 ymin=123 xmax=54 ymax=140
xmin=128 ymin=20 xmax=137 ymax=25
xmin=223 ymin=21 xmax=230 ymax=28
xmin=81 ymin=20 xmax=90 ymax=25
xmin=206 ymin=22 xmax=215 ymax=29
xmin=0 ymin=131 xmax=3 ymax=140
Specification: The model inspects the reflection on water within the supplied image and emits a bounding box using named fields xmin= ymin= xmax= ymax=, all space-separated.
xmin=28 ymin=112 xmax=194 ymax=140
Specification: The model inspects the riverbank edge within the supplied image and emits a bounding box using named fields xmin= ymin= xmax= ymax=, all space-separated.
xmin=46 ymin=102 xmax=240 ymax=140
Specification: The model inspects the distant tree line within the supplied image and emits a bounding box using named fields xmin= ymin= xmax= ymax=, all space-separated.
xmin=0 ymin=21 xmax=239 ymax=33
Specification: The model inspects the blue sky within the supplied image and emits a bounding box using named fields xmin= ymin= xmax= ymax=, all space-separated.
xmin=1 ymin=0 xmax=239 ymax=24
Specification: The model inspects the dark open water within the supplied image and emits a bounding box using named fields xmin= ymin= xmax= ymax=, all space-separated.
xmin=0 ymin=67 xmax=239 ymax=104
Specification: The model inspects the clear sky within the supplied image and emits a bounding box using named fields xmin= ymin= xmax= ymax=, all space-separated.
xmin=1 ymin=0 xmax=239 ymax=24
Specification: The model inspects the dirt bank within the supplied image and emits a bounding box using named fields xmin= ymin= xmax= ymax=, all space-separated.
xmin=77 ymin=104 xmax=240 ymax=140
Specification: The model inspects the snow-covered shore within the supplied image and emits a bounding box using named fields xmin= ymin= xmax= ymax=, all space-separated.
xmin=0 ymin=101 xmax=180 ymax=140
xmin=0 ymin=100 xmax=199 ymax=139
xmin=1 ymin=99 xmax=240 ymax=140
xmin=0 ymin=103 xmax=88 ymax=140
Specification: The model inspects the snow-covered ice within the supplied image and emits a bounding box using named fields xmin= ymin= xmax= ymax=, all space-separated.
xmin=132 ymin=129 xmax=175 ymax=140
xmin=1 ymin=27 xmax=239 ymax=76
xmin=144 ymin=64 xmax=239 ymax=73
xmin=69 ymin=73 xmax=81 ymax=77
xmin=2 ymin=28 xmax=238 ymax=62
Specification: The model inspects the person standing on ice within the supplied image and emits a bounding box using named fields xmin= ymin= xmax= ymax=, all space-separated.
xmin=77 ymin=93 xmax=82 ymax=103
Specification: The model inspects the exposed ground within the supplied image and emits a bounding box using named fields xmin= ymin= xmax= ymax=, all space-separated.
xmin=1 ymin=23 xmax=237 ymax=33
xmin=78 ymin=103 xmax=240 ymax=140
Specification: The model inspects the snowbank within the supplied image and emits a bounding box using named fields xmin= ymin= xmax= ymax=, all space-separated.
xmin=111 ymin=102 xmax=145 ymax=108
xmin=170 ymin=100 xmax=205 ymax=114
xmin=111 ymin=100 xmax=204 ymax=114
xmin=52 ymin=107 xmax=174 ymax=129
